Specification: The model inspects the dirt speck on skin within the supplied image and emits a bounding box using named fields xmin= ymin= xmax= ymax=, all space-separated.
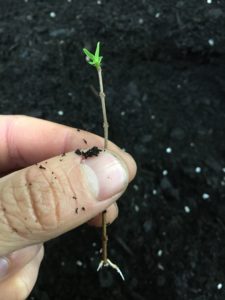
xmin=39 ymin=165 xmax=46 ymax=170
xmin=75 ymin=147 xmax=102 ymax=159
xmin=0 ymin=1 xmax=225 ymax=300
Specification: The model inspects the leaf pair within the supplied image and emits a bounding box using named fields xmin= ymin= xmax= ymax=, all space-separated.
xmin=83 ymin=42 xmax=103 ymax=69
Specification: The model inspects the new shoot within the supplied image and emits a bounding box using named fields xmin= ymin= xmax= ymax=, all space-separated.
xmin=83 ymin=42 xmax=125 ymax=281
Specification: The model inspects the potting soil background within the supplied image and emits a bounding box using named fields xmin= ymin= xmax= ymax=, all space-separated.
xmin=0 ymin=1 xmax=225 ymax=299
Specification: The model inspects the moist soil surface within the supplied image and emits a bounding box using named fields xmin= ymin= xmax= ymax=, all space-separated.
xmin=1 ymin=1 xmax=225 ymax=300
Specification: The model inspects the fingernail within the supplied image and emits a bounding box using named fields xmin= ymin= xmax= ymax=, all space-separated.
xmin=0 ymin=257 xmax=8 ymax=279
xmin=81 ymin=151 xmax=128 ymax=200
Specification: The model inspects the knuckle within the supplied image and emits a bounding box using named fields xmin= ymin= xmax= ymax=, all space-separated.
xmin=24 ymin=166 xmax=61 ymax=231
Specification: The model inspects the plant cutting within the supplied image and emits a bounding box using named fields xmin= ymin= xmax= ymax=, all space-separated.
xmin=83 ymin=42 xmax=125 ymax=280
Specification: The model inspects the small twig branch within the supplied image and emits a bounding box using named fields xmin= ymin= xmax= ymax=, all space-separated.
xmin=83 ymin=42 xmax=125 ymax=280
xmin=102 ymin=210 xmax=108 ymax=263
xmin=96 ymin=66 xmax=124 ymax=280
xmin=89 ymin=84 xmax=99 ymax=98
xmin=97 ymin=67 xmax=109 ymax=150
xmin=97 ymin=67 xmax=109 ymax=264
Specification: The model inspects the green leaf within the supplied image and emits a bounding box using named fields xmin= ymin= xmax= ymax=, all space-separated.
xmin=83 ymin=48 xmax=95 ymax=61
xmin=83 ymin=42 xmax=103 ymax=68
xmin=95 ymin=42 xmax=100 ymax=59
xmin=88 ymin=61 xmax=96 ymax=65
xmin=99 ymin=56 xmax=103 ymax=64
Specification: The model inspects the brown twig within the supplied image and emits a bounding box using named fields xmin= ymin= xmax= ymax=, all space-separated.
xmin=83 ymin=43 xmax=124 ymax=280
xmin=97 ymin=67 xmax=109 ymax=150
xmin=102 ymin=210 xmax=108 ymax=263
xmin=97 ymin=67 xmax=109 ymax=264
xmin=96 ymin=66 xmax=124 ymax=280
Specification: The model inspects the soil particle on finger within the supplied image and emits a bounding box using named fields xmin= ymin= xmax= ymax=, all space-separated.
xmin=39 ymin=165 xmax=46 ymax=170
xmin=75 ymin=146 xmax=102 ymax=159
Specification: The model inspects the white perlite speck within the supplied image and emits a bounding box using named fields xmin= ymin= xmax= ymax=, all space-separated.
xmin=184 ymin=206 xmax=191 ymax=213
xmin=97 ymin=0 xmax=102 ymax=4
xmin=134 ymin=205 xmax=140 ymax=212
xmin=50 ymin=12 xmax=56 ymax=18
xmin=152 ymin=189 xmax=157 ymax=195
xmin=202 ymin=193 xmax=210 ymax=200
xmin=162 ymin=170 xmax=168 ymax=176
xmin=217 ymin=283 xmax=223 ymax=290
xmin=133 ymin=184 xmax=139 ymax=191
xmin=157 ymin=263 xmax=165 ymax=270
xmin=138 ymin=18 xmax=144 ymax=24
xmin=208 ymin=38 xmax=214 ymax=46
xmin=207 ymin=0 xmax=212 ymax=3
xmin=57 ymin=110 xmax=64 ymax=116
xmin=222 ymin=168 xmax=225 ymax=173
xmin=195 ymin=167 xmax=201 ymax=173
xmin=76 ymin=260 xmax=83 ymax=267
xmin=155 ymin=12 xmax=160 ymax=18
xmin=166 ymin=147 xmax=172 ymax=154
xmin=157 ymin=249 xmax=163 ymax=257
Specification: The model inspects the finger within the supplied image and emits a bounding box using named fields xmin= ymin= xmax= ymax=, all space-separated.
xmin=0 ymin=244 xmax=42 ymax=282
xmin=0 ymin=115 xmax=136 ymax=233
xmin=0 ymin=246 xmax=44 ymax=300
xmin=0 ymin=115 xmax=136 ymax=180
xmin=88 ymin=203 xmax=118 ymax=227
xmin=0 ymin=149 xmax=132 ymax=256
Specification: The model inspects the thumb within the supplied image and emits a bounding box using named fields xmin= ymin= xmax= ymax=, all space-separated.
xmin=0 ymin=149 xmax=134 ymax=256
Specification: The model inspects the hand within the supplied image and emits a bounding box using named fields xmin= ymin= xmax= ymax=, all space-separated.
xmin=0 ymin=115 xmax=136 ymax=300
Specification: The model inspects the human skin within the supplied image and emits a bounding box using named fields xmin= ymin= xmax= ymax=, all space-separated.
xmin=0 ymin=115 xmax=137 ymax=300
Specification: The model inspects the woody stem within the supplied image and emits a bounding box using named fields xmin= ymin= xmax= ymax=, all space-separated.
xmin=97 ymin=67 xmax=109 ymax=150
xmin=97 ymin=66 xmax=109 ymax=264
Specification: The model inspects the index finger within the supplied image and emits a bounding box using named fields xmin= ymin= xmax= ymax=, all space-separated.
xmin=0 ymin=115 xmax=136 ymax=180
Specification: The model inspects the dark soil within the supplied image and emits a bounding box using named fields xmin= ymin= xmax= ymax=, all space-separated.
xmin=1 ymin=1 xmax=225 ymax=299
xmin=75 ymin=147 xmax=102 ymax=159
